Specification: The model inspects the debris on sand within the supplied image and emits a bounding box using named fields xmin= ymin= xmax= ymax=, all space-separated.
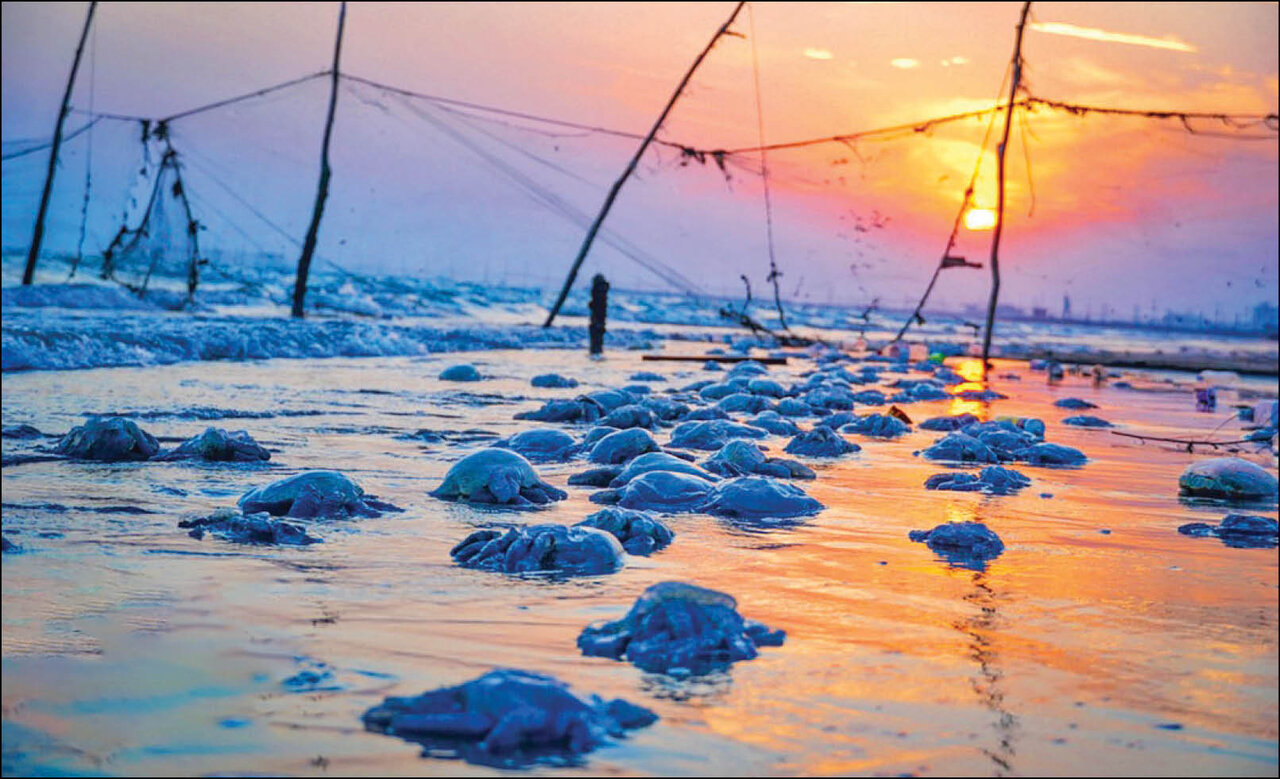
xmin=361 ymin=669 xmax=656 ymax=766
xmin=431 ymin=449 xmax=568 ymax=507
xmin=577 ymin=581 xmax=784 ymax=675
xmin=450 ymin=524 xmax=625 ymax=575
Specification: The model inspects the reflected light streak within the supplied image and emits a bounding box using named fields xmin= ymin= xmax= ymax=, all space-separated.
xmin=956 ymin=358 xmax=986 ymax=383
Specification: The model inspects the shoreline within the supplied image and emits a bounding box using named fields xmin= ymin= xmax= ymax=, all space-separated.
xmin=1015 ymin=347 xmax=1279 ymax=377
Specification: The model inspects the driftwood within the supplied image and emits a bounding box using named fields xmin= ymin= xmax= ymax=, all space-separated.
xmin=717 ymin=305 xmax=819 ymax=347
xmin=642 ymin=355 xmax=788 ymax=365
xmin=1109 ymin=430 xmax=1261 ymax=453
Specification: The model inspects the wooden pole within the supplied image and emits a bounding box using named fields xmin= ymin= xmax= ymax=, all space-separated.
xmin=292 ymin=1 xmax=347 ymax=319
xmin=588 ymin=273 xmax=609 ymax=355
xmin=22 ymin=2 xmax=97 ymax=286
xmin=980 ymin=1 xmax=1031 ymax=378
xmin=542 ymin=1 xmax=745 ymax=328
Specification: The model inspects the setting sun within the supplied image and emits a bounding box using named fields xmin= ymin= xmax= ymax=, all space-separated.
xmin=963 ymin=207 xmax=997 ymax=230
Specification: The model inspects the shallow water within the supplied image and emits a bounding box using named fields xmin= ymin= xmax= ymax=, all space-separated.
xmin=2 ymin=347 xmax=1277 ymax=776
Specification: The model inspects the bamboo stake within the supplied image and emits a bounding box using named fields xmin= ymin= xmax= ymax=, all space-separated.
xmin=542 ymin=1 xmax=746 ymax=328
xmin=980 ymin=1 xmax=1031 ymax=378
xmin=22 ymin=2 xmax=97 ymax=286
xmin=292 ymin=2 xmax=347 ymax=319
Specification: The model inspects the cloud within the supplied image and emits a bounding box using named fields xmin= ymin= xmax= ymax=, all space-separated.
xmin=804 ymin=48 xmax=833 ymax=60
xmin=1030 ymin=21 xmax=1197 ymax=53
xmin=890 ymin=58 xmax=919 ymax=69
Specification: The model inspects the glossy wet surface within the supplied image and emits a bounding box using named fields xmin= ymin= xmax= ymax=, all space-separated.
xmin=2 ymin=347 xmax=1277 ymax=776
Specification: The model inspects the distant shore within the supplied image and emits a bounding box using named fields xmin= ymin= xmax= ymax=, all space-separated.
xmin=1017 ymin=347 xmax=1279 ymax=377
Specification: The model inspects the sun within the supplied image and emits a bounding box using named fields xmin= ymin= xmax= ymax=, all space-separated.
xmin=963 ymin=208 xmax=997 ymax=231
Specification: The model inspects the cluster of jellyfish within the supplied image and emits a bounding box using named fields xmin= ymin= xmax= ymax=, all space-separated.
xmin=4 ymin=348 xmax=1275 ymax=765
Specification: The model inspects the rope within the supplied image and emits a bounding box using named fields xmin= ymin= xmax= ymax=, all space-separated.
xmin=1 ymin=118 xmax=100 ymax=161
xmin=712 ymin=96 xmax=1276 ymax=157
xmin=69 ymin=18 xmax=98 ymax=279
xmin=70 ymin=70 xmax=329 ymax=125
xmin=720 ymin=103 xmax=1017 ymax=155
xmin=431 ymin=101 xmax=600 ymax=187
xmin=43 ymin=69 xmax=1276 ymax=160
xmin=341 ymin=73 xmax=682 ymax=149
xmin=891 ymin=62 xmax=1012 ymax=344
xmin=747 ymin=3 xmax=788 ymax=331
xmin=178 ymin=142 xmax=302 ymax=247
xmin=357 ymin=84 xmax=706 ymax=296
xmin=1025 ymin=96 xmax=1278 ymax=124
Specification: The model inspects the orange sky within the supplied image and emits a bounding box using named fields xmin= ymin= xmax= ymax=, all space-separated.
xmin=2 ymin=2 xmax=1277 ymax=316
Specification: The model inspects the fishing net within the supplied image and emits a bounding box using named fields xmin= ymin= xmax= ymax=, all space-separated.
xmin=99 ymin=131 xmax=202 ymax=298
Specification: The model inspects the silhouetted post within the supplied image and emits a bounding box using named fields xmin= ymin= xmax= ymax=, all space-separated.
xmin=589 ymin=273 xmax=609 ymax=356
xmin=543 ymin=1 xmax=746 ymax=328
xmin=292 ymin=2 xmax=346 ymax=319
xmin=980 ymin=1 xmax=1031 ymax=378
xmin=22 ymin=1 xmax=97 ymax=286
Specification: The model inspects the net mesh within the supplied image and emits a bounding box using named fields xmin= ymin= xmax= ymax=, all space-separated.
xmin=99 ymin=138 xmax=201 ymax=299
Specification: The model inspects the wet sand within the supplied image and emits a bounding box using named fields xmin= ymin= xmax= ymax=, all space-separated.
xmin=2 ymin=345 xmax=1277 ymax=776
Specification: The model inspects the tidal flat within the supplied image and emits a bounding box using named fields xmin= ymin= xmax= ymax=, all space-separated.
xmin=2 ymin=345 xmax=1277 ymax=776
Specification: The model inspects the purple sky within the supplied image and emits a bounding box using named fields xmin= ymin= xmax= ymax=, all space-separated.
xmin=2 ymin=2 xmax=1276 ymax=318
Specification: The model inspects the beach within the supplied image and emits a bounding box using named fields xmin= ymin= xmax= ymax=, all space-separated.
xmin=3 ymin=337 xmax=1276 ymax=776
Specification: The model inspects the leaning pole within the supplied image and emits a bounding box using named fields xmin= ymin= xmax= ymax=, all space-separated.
xmin=292 ymin=2 xmax=347 ymax=319
xmin=22 ymin=1 xmax=98 ymax=286
xmin=980 ymin=1 xmax=1032 ymax=378
xmin=542 ymin=2 xmax=746 ymax=327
